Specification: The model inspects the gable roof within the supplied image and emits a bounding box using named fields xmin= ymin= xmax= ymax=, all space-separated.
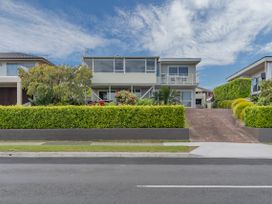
xmin=0 ymin=52 xmax=53 ymax=65
xmin=226 ymin=56 xmax=272 ymax=81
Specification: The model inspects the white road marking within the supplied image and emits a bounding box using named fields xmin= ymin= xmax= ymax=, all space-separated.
xmin=136 ymin=185 xmax=272 ymax=189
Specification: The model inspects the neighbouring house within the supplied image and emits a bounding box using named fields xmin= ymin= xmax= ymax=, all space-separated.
xmin=195 ymin=87 xmax=213 ymax=108
xmin=0 ymin=52 xmax=53 ymax=105
xmin=83 ymin=56 xmax=201 ymax=107
xmin=227 ymin=56 xmax=272 ymax=95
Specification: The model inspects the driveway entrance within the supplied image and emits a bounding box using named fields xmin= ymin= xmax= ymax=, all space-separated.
xmin=186 ymin=109 xmax=258 ymax=143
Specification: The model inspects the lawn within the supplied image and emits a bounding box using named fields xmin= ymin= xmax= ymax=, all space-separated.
xmin=0 ymin=145 xmax=193 ymax=152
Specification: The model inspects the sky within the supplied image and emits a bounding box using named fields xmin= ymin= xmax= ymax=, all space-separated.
xmin=0 ymin=0 xmax=272 ymax=89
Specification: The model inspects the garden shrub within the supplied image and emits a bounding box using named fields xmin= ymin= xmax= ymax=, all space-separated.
xmin=0 ymin=105 xmax=185 ymax=129
xmin=244 ymin=106 xmax=272 ymax=128
xmin=217 ymin=100 xmax=234 ymax=109
xmin=256 ymin=79 xmax=272 ymax=106
xmin=213 ymin=78 xmax=251 ymax=107
xmin=233 ymin=101 xmax=254 ymax=120
xmin=153 ymin=86 xmax=179 ymax=105
xmin=115 ymin=90 xmax=137 ymax=105
xmin=136 ymin=98 xmax=154 ymax=105
xmin=231 ymin=98 xmax=248 ymax=109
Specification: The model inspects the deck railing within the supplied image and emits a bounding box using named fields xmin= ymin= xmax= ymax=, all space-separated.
xmin=157 ymin=73 xmax=197 ymax=85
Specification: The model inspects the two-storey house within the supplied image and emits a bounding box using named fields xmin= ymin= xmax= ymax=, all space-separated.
xmin=0 ymin=53 xmax=53 ymax=105
xmin=227 ymin=56 xmax=272 ymax=95
xmin=83 ymin=56 xmax=201 ymax=107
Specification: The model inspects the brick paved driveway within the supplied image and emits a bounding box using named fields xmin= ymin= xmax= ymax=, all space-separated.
xmin=186 ymin=109 xmax=258 ymax=143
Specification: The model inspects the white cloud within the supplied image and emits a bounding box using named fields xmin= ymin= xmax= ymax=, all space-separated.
xmin=1 ymin=0 xmax=272 ymax=65
xmin=111 ymin=0 xmax=272 ymax=66
xmin=0 ymin=1 xmax=106 ymax=59
xmin=260 ymin=42 xmax=272 ymax=54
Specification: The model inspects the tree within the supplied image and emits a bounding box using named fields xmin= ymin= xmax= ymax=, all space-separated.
xmin=19 ymin=64 xmax=92 ymax=105
xmin=257 ymin=80 xmax=272 ymax=106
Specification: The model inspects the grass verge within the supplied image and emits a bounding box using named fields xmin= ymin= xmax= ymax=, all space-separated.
xmin=0 ymin=145 xmax=193 ymax=152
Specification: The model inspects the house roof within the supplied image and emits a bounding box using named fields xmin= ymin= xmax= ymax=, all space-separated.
xmin=83 ymin=56 xmax=159 ymax=60
xmin=158 ymin=58 xmax=201 ymax=64
xmin=0 ymin=52 xmax=53 ymax=65
xmin=226 ymin=56 xmax=272 ymax=81
xmin=83 ymin=56 xmax=201 ymax=64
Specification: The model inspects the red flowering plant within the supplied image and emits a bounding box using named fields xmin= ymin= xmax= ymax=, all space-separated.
xmin=115 ymin=90 xmax=137 ymax=105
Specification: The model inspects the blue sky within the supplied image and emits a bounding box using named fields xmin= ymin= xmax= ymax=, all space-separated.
xmin=0 ymin=0 xmax=272 ymax=89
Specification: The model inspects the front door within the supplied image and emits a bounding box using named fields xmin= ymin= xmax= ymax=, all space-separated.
xmin=0 ymin=88 xmax=17 ymax=105
xmin=99 ymin=91 xmax=108 ymax=100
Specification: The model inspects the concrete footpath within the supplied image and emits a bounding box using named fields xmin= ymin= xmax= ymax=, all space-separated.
xmin=1 ymin=141 xmax=272 ymax=159
xmin=164 ymin=142 xmax=272 ymax=159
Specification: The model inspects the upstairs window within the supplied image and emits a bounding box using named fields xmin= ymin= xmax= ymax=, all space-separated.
xmin=125 ymin=59 xmax=145 ymax=73
xmin=146 ymin=59 xmax=155 ymax=73
xmin=169 ymin=67 xmax=178 ymax=75
xmin=168 ymin=66 xmax=188 ymax=76
xmin=91 ymin=57 xmax=157 ymax=73
xmin=114 ymin=58 xmax=124 ymax=72
xmin=94 ymin=59 xmax=114 ymax=72
xmin=6 ymin=63 xmax=35 ymax=76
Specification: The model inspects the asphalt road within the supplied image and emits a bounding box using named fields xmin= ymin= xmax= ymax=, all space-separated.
xmin=1 ymin=158 xmax=272 ymax=204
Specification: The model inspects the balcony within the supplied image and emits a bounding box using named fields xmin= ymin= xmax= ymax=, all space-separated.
xmin=157 ymin=73 xmax=197 ymax=85
xmin=92 ymin=73 xmax=157 ymax=85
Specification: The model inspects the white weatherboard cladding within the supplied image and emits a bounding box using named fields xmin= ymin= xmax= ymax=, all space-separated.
xmin=92 ymin=73 xmax=157 ymax=84
xmin=266 ymin=62 xmax=272 ymax=80
xmin=0 ymin=62 xmax=7 ymax=76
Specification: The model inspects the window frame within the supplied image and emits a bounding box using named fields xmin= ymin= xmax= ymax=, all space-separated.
xmin=168 ymin=66 xmax=189 ymax=76
xmin=6 ymin=62 xmax=35 ymax=76
xmin=146 ymin=59 xmax=156 ymax=73
xmin=93 ymin=59 xmax=114 ymax=73
xmin=125 ymin=58 xmax=146 ymax=73
xmin=114 ymin=58 xmax=124 ymax=73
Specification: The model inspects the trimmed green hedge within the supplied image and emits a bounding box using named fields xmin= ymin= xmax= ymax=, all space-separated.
xmin=244 ymin=106 xmax=272 ymax=128
xmin=0 ymin=105 xmax=185 ymax=129
xmin=231 ymin=98 xmax=248 ymax=109
xmin=231 ymin=98 xmax=253 ymax=120
xmin=217 ymin=100 xmax=234 ymax=109
xmin=213 ymin=78 xmax=251 ymax=101
xmin=233 ymin=101 xmax=253 ymax=120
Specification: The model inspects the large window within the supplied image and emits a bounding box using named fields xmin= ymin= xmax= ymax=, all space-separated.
xmin=251 ymin=77 xmax=262 ymax=93
xmin=125 ymin=59 xmax=145 ymax=73
xmin=181 ymin=91 xmax=192 ymax=107
xmin=168 ymin=66 xmax=188 ymax=76
xmin=94 ymin=59 xmax=114 ymax=72
xmin=146 ymin=59 xmax=155 ymax=73
xmin=6 ymin=63 xmax=35 ymax=76
xmin=114 ymin=59 xmax=124 ymax=72
xmin=91 ymin=58 xmax=157 ymax=73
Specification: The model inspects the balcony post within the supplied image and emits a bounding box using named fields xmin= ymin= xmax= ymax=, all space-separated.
xmin=16 ymin=81 xmax=22 ymax=105
xmin=108 ymin=85 xmax=111 ymax=100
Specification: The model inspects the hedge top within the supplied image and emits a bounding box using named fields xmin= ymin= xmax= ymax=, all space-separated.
xmin=0 ymin=105 xmax=185 ymax=129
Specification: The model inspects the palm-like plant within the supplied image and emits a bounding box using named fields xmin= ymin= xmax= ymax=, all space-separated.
xmin=153 ymin=86 xmax=179 ymax=105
